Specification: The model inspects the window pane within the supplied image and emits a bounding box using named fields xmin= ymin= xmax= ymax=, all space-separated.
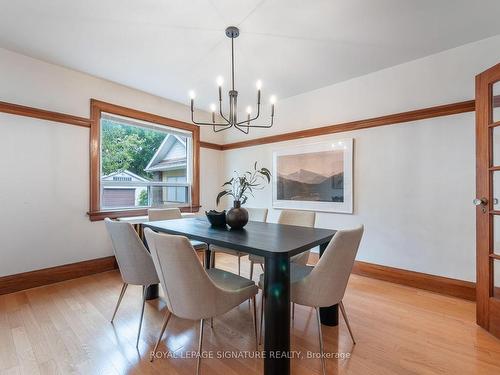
xmin=494 ymin=260 xmax=500 ymax=299
xmin=494 ymin=81 xmax=500 ymax=123
xmin=494 ymin=215 xmax=500 ymax=253
xmin=100 ymin=116 xmax=190 ymax=209
xmin=493 ymin=126 xmax=500 ymax=166
xmin=494 ymin=172 xmax=500 ymax=211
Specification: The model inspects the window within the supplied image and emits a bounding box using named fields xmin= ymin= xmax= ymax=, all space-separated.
xmin=89 ymin=100 xmax=200 ymax=221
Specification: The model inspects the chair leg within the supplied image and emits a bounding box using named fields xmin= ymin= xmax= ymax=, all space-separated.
xmin=339 ymin=301 xmax=356 ymax=344
xmin=315 ymin=307 xmax=326 ymax=375
xmin=210 ymin=251 xmax=215 ymax=268
xmin=111 ymin=283 xmax=128 ymax=322
xmin=250 ymin=261 xmax=254 ymax=280
xmin=150 ymin=311 xmax=172 ymax=362
xmin=251 ymin=296 xmax=258 ymax=351
xmin=259 ymin=292 xmax=265 ymax=345
xmin=136 ymin=285 xmax=148 ymax=348
xmin=238 ymin=256 xmax=241 ymax=275
xmin=196 ymin=319 xmax=205 ymax=375
xmin=210 ymin=317 xmax=214 ymax=329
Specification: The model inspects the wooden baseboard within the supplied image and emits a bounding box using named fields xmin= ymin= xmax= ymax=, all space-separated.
xmin=0 ymin=256 xmax=118 ymax=295
xmin=2 ymin=254 xmax=477 ymax=301
xmin=308 ymin=254 xmax=476 ymax=301
xmin=351 ymin=261 xmax=476 ymax=301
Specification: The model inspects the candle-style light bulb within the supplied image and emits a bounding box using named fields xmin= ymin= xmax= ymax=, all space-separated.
xmin=270 ymin=95 xmax=276 ymax=104
xmin=189 ymin=90 xmax=196 ymax=112
xmin=210 ymin=103 xmax=216 ymax=123
xmin=246 ymin=106 xmax=252 ymax=114
xmin=216 ymin=76 xmax=224 ymax=87
xmin=256 ymin=80 xmax=262 ymax=90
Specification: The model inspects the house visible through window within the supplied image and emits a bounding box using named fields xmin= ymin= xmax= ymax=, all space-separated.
xmin=100 ymin=113 xmax=193 ymax=210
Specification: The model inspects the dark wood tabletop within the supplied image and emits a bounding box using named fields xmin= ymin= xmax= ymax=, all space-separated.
xmin=143 ymin=217 xmax=336 ymax=258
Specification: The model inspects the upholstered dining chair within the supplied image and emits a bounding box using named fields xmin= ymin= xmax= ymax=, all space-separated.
xmin=210 ymin=207 xmax=268 ymax=275
xmin=148 ymin=208 xmax=209 ymax=266
xmin=144 ymin=228 xmax=258 ymax=375
xmin=259 ymin=226 xmax=364 ymax=375
xmin=248 ymin=209 xmax=316 ymax=280
xmin=104 ymin=218 xmax=160 ymax=348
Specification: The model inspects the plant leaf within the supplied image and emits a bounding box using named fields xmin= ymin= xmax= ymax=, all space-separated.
xmin=216 ymin=190 xmax=229 ymax=206
xmin=222 ymin=178 xmax=234 ymax=187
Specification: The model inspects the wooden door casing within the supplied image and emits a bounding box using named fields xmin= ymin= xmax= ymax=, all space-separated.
xmin=476 ymin=62 xmax=500 ymax=337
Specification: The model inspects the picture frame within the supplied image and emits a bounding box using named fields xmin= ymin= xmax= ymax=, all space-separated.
xmin=272 ymin=138 xmax=353 ymax=213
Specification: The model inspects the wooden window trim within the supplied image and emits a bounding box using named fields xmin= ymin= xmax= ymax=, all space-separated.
xmin=88 ymin=99 xmax=200 ymax=221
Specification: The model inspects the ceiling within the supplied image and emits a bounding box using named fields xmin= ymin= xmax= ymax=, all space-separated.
xmin=1 ymin=0 xmax=500 ymax=117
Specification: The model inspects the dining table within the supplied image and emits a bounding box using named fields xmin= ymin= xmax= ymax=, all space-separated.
xmin=143 ymin=216 xmax=337 ymax=375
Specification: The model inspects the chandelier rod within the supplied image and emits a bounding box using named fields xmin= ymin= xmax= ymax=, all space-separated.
xmin=231 ymin=36 xmax=235 ymax=91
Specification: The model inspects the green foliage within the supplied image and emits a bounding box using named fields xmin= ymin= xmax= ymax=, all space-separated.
xmin=101 ymin=119 xmax=166 ymax=178
xmin=138 ymin=190 xmax=149 ymax=206
xmin=217 ymin=162 xmax=271 ymax=206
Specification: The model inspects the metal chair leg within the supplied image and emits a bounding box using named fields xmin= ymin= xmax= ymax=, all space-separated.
xmin=251 ymin=296 xmax=258 ymax=350
xmin=111 ymin=283 xmax=128 ymax=322
xmin=196 ymin=319 xmax=205 ymax=375
xmin=150 ymin=311 xmax=172 ymax=362
xmin=136 ymin=285 xmax=148 ymax=348
xmin=315 ymin=307 xmax=326 ymax=375
xmin=339 ymin=301 xmax=356 ymax=344
xmin=210 ymin=251 xmax=215 ymax=268
xmin=259 ymin=292 xmax=265 ymax=345
xmin=238 ymin=256 xmax=241 ymax=275
xmin=250 ymin=261 xmax=254 ymax=280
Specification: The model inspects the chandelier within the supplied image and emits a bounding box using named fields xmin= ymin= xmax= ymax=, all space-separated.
xmin=189 ymin=26 xmax=276 ymax=134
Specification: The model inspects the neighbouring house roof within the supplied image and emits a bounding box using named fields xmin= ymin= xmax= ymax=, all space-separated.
xmin=144 ymin=134 xmax=187 ymax=172
xmin=102 ymin=169 xmax=149 ymax=182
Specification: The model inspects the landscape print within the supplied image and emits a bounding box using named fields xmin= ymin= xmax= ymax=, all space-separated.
xmin=276 ymin=149 xmax=344 ymax=202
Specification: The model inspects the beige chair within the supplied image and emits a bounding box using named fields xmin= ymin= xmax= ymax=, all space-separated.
xmin=210 ymin=207 xmax=268 ymax=275
xmin=259 ymin=226 xmax=364 ymax=374
xmin=248 ymin=210 xmax=316 ymax=279
xmin=144 ymin=228 xmax=259 ymax=374
xmin=104 ymin=218 xmax=160 ymax=348
xmin=148 ymin=208 xmax=208 ymax=265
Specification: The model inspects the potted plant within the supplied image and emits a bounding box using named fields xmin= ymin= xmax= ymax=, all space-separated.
xmin=216 ymin=162 xmax=271 ymax=229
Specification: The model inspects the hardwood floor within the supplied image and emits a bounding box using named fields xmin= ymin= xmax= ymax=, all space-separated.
xmin=1 ymin=254 xmax=500 ymax=375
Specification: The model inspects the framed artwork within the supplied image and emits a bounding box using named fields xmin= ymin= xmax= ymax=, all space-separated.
xmin=272 ymin=138 xmax=353 ymax=213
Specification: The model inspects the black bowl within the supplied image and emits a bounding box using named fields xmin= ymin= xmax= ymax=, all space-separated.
xmin=205 ymin=210 xmax=227 ymax=227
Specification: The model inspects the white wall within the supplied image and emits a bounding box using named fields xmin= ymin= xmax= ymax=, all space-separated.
xmin=0 ymin=47 xmax=222 ymax=276
xmin=221 ymin=36 xmax=500 ymax=282
xmin=223 ymin=113 xmax=475 ymax=281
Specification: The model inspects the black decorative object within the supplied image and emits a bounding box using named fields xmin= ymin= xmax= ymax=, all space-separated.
xmin=205 ymin=210 xmax=227 ymax=227
xmin=226 ymin=201 xmax=249 ymax=229
xmin=189 ymin=26 xmax=276 ymax=134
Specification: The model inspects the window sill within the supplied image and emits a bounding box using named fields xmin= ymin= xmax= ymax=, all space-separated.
xmin=87 ymin=206 xmax=201 ymax=222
